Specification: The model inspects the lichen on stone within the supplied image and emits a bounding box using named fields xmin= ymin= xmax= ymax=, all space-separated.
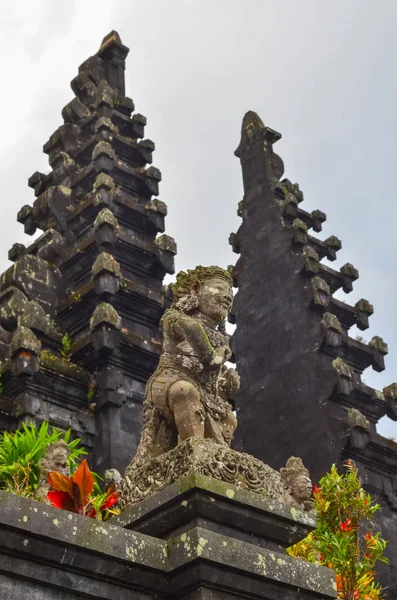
xmin=92 ymin=252 xmax=121 ymax=278
xmin=94 ymin=208 xmax=119 ymax=231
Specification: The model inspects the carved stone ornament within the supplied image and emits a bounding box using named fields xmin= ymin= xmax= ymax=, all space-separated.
xmin=280 ymin=456 xmax=314 ymax=512
xmin=34 ymin=440 xmax=70 ymax=503
xmin=119 ymin=265 xmax=313 ymax=512
xmin=119 ymin=437 xmax=304 ymax=510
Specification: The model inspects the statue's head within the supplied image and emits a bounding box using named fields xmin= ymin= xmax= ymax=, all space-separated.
xmin=280 ymin=456 xmax=312 ymax=505
xmin=49 ymin=440 xmax=70 ymax=466
xmin=171 ymin=266 xmax=233 ymax=323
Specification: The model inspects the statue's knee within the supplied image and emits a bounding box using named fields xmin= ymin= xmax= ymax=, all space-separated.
xmin=168 ymin=381 xmax=200 ymax=411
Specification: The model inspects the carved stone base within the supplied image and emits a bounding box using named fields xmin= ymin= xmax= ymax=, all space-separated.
xmin=119 ymin=437 xmax=297 ymax=509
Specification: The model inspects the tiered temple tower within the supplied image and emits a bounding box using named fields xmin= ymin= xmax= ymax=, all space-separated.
xmin=0 ymin=32 xmax=176 ymax=474
xmin=230 ymin=111 xmax=397 ymax=593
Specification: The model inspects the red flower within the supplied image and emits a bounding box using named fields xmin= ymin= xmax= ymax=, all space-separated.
xmin=339 ymin=518 xmax=354 ymax=531
xmin=86 ymin=485 xmax=119 ymax=519
xmin=313 ymin=484 xmax=321 ymax=495
xmin=47 ymin=459 xmax=94 ymax=515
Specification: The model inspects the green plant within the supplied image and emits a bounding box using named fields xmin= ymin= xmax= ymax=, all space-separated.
xmin=287 ymin=461 xmax=388 ymax=599
xmin=60 ymin=334 xmax=72 ymax=361
xmin=0 ymin=375 xmax=3 ymax=394
xmin=47 ymin=459 xmax=119 ymax=520
xmin=0 ymin=422 xmax=86 ymax=498
xmin=87 ymin=383 xmax=96 ymax=402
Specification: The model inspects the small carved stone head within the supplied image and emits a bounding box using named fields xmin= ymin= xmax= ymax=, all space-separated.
xmin=280 ymin=456 xmax=313 ymax=508
xmin=47 ymin=439 xmax=70 ymax=470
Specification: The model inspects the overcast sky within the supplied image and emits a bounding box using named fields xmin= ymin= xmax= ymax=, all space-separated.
xmin=1 ymin=0 xmax=397 ymax=438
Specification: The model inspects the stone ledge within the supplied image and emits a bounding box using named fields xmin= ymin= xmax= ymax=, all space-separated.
xmin=169 ymin=526 xmax=336 ymax=599
xmin=114 ymin=473 xmax=315 ymax=549
xmin=0 ymin=486 xmax=336 ymax=599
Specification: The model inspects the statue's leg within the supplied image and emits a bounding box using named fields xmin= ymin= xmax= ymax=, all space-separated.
xmin=168 ymin=381 xmax=204 ymax=440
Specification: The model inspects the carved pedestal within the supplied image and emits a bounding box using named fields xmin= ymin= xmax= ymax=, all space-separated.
xmin=119 ymin=437 xmax=301 ymax=509
xmin=115 ymin=473 xmax=337 ymax=599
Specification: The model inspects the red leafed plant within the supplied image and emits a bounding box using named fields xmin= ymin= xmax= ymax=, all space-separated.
xmin=47 ymin=459 xmax=119 ymax=520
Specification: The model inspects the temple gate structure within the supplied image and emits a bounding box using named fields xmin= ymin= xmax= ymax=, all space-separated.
xmin=230 ymin=111 xmax=397 ymax=595
xmin=0 ymin=31 xmax=395 ymax=599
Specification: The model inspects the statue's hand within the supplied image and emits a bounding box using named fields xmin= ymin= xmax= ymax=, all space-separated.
xmin=225 ymin=368 xmax=240 ymax=395
xmin=209 ymin=345 xmax=232 ymax=369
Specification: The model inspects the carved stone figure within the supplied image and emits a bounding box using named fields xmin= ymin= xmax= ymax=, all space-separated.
xmin=35 ymin=440 xmax=70 ymax=502
xmin=131 ymin=266 xmax=240 ymax=471
xmin=280 ymin=456 xmax=313 ymax=511
xmin=120 ymin=265 xmax=313 ymax=512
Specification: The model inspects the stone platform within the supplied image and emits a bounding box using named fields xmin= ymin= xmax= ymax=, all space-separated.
xmin=0 ymin=475 xmax=337 ymax=599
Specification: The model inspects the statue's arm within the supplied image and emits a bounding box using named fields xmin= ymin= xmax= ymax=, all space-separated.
xmin=166 ymin=313 xmax=230 ymax=367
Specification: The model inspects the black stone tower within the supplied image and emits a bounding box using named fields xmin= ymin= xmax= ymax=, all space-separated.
xmin=231 ymin=111 xmax=397 ymax=594
xmin=0 ymin=32 xmax=176 ymax=474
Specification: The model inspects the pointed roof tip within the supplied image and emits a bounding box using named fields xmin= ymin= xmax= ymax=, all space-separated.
xmin=235 ymin=111 xmax=282 ymax=158
xmin=241 ymin=111 xmax=265 ymax=131
xmin=99 ymin=30 xmax=122 ymax=51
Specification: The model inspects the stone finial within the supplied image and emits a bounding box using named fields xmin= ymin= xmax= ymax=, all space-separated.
xmin=8 ymin=243 xmax=26 ymax=262
xmin=355 ymin=298 xmax=374 ymax=330
xmin=303 ymin=246 xmax=320 ymax=275
xmin=92 ymin=252 xmax=121 ymax=278
xmin=311 ymin=209 xmax=326 ymax=228
xmin=0 ymin=286 xmax=29 ymax=331
xmin=93 ymin=173 xmax=115 ymax=192
xmin=19 ymin=301 xmax=56 ymax=338
xmin=384 ymin=383 xmax=397 ymax=421
xmin=281 ymin=192 xmax=298 ymax=217
xmin=355 ymin=299 xmax=374 ymax=315
xmin=321 ymin=312 xmax=343 ymax=347
xmin=324 ymin=235 xmax=341 ymax=261
xmin=95 ymin=116 xmax=115 ymax=134
xmin=155 ymin=234 xmax=177 ymax=255
xmin=62 ymin=97 xmax=91 ymax=125
xmin=333 ymin=357 xmax=353 ymax=378
xmin=228 ymin=232 xmax=240 ymax=254
xmin=34 ymin=440 xmax=70 ymax=502
xmin=92 ymin=141 xmax=116 ymax=161
xmin=292 ymin=218 xmax=308 ymax=246
xmin=340 ymin=263 xmax=359 ymax=280
xmin=347 ymin=407 xmax=370 ymax=430
xmin=10 ymin=325 xmax=41 ymax=376
xmin=10 ymin=326 xmax=41 ymax=357
xmin=146 ymin=199 xmax=168 ymax=216
xmin=370 ymin=336 xmax=388 ymax=355
xmin=280 ymin=456 xmax=313 ymax=511
xmin=94 ymin=208 xmax=119 ymax=231
xmin=90 ymin=303 xmax=122 ymax=331
xmin=281 ymin=179 xmax=304 ymax=203
xmin=333 ymin=357 xmax=354 ymax=396
xmin=321 ymin=312 xmax=342 ymax=334
xmin=311 ymin=276 xmax=330 ymax=308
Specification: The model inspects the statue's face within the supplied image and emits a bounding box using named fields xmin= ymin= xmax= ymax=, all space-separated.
xmin=53 ymin=445 xmax=69 ymax=465
xmin=197 ymin=277 xmax=233 ymax=323
xmin=293 ymin=475 xmax=313 ymax=502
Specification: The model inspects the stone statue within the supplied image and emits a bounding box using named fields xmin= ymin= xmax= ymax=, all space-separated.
xmin=120 ymin=265 xmax=313 ymax=512
xmin=131 ymin=266 xmax=240 ymax=470
xmin=280 ymin=456 xmax=313 ymax=511
xmin=35 ymin=439 xmax=70 ymax=502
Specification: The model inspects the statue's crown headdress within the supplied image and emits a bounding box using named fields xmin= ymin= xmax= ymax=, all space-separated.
xmin=171 ymin=265 xmax=232 ymax=305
